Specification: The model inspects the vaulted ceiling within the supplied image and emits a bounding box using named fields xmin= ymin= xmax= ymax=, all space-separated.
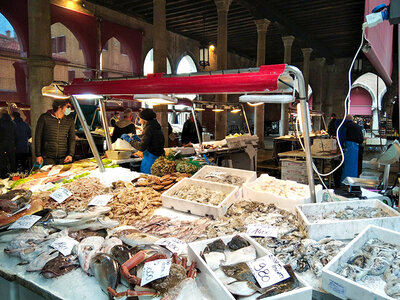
xmin=88 ymin=0 xmax=366 ymax=64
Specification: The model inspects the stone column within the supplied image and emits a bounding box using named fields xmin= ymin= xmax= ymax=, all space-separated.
xmin=153 ymin=0 xmax=169 ymax=146
xmin=301 ymin=48 xmax=313 ymax=100
xmin=280 ymin=36 xmax=295 ymax=135
xmin=254 ymin=19 xmax=270 ymax=148
xmin=313 ymin=57 xmax=326 ymax=130
xmin=27 ymin=0 xmax=55 ymax=156
xmin=214 ymin=0 xmax=232 ymax=140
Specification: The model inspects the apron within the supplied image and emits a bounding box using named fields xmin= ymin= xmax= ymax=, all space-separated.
xmin=140 ymin=150 xmax=159 ymax=174
xmin=340 ymin=141 xmax=359 ymax=184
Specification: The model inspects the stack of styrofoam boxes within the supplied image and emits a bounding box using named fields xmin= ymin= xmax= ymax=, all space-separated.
xmin=281 ymin=158 xmax=308 ymax=184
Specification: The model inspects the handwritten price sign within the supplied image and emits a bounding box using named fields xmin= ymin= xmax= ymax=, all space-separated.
xmin=140 ymin=259 xmax=171 ymax=286
xmin=50 ymin=187 xmax=72 ymax=203
xmin=155 ymin=238 xmax=186 ymax=255
xmin=247 ymin=254 xmax=290 ymax=288
xmin=88 ymin=195 xmax=112 ymax=206
xmin=8 ymin=215 xmax=41 ymax=230
xmin=246 ymin=223 xmax=278 ymax=238
xmin=51 ymin=237 xmax=79 ymax=256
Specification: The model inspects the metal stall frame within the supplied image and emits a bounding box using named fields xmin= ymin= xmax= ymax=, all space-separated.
xmin=65 ymin=64 xmax=316 ymax=202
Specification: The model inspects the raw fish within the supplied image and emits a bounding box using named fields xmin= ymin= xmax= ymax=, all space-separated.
xmin=75 ymin=236 xmax=104 ymax=273
xmin=90 ymin=253 xmax=119 ymax=295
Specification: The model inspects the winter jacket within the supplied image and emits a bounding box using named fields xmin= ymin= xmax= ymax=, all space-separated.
xmin=0 ymin=114 xmax=16 ymax=151
xmin=130 ymin=119 xmax=165 ymax=156
xmin=14 ymin=117 xmax=31 ymax=154
xmin=111 ymin=119 xmax=136 ymax=143
xmin=35 ymin=111 xmax=76 ymax=159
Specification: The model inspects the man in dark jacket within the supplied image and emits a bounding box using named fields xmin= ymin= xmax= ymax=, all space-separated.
xmin=11 ymin=111 xmax=31 ymax=171
xmin=327 ymin=113 xmax=337 ymax=137
xmin=111 ymin=109 xmax=136 ymax=143
xmin=0 ymin=108 xmax=16 ymax=178
xmin=35 ymin=99 xmax=76 ymax=165
xmin=181 ymin=114 xmax=202 ymax=145
xmin=122 ymin=108 xmax=164 ymax=174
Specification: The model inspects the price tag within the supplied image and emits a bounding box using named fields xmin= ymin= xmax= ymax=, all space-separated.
xmin=140 ymin=259 xmax=171 ymax=286
xmin=155 ymin=238 xmax=186 ymax=255
xmin=48 ymin=168 xmax=61 ymax=176
xmin=51 ymin=237 xmax=79 ymax=256
xmin=88 ymin=195 xmax=112 ymax=206
xmin=246 ymin=223 xmax=278 ymax=238
xmin=8 ymin=215 xmax=41 ymax=230
xmin=247 ymin=254 xmax=290 ymax=289
xmin=39 ymin=182 xmax=56 ymax=192
xmin=50 ymin=187 xmax=72 ymax=203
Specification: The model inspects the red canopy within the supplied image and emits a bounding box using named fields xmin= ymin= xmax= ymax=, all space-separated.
xmin=64 ymin=64 xmax=286 ymax=96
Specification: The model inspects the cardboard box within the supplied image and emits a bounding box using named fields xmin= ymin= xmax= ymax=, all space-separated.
xmin=311 ymin=139 xmax=337 ymax=153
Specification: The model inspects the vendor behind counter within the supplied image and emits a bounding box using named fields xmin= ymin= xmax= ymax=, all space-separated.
xmin=121 ymin=108 xmax=164 ymax=174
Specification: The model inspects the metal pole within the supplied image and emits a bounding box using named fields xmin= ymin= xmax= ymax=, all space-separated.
xmin=98 ymin=98 xmax=112 ymax=151
xmin=191 ymin=107 xmax=202 ymax=146
xmin=241 ymin=104 xmax=251 ymax=134
xmin=90 ymin=108 xmax=99 ymax=130
xmin=70 ymin=96 xmax=105 ymax=172
xmin=286 ymin=65 xmax=316 ymax=203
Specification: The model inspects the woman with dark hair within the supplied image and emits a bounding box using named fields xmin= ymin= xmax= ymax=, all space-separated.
xmin=121 ymin=108 xmax=164 ymax=174
xmin=35 ymin=99 xmax=76 ymax=165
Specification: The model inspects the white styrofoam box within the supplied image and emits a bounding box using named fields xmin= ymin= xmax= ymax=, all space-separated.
xmin=281 ymin=173 xmax=308 ymax=184
xmin=242 ymin=174 xmax=322 ymax=213
xmin=296 ymin=199 xmax=400 ymax=240
xmin=161 ymin=178 xmax=239 ymax=218
xmin=281 ymin=159 xmax=307 ymax=169
xmin=192 ymin=165 xmax=257 ymax=187
xmin=322 ymin=225 xmax=400 ymax=300
xmin=188 ymin=234 xmax=312 ymax=300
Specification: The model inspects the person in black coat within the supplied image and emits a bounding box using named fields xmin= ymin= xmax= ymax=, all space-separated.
xmin=11 ymin=111 xmax=31 ymax=171
xmin=181 ymin=114 xmax=202 ymax=145
xmin=35 ymin=99 xmax=76 ymax=165
xmin=327 ymin=113 xmax=337 ymax=137
xmin=0 ymin=108 xmax=16 ymax=178
xmin=122 ymin=109 xmax=164 ymax=174
xmin=111 ymin=109 xmax=136 ymax=143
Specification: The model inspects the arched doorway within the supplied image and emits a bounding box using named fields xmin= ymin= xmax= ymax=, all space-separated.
xmin=143 ymin=48 xmax=172 ymax=75
xmin=0 ymin=13 xmax=28 ymax=111
xmin=51 ymin=22 xmax=86 ymax=82
xmin=101 ymin=37 xmax=133 ymax=78
xmin=351 ymin=73 xmax=386 ymax=133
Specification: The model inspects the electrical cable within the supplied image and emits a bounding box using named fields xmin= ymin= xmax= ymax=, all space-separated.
xmin=293 ymin=25 xmax=367 ymax=201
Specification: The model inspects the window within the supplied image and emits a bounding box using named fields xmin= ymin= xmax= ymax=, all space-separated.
xmin=103 ymin=41 xmax=108 ymax=51
xmin=143 ymin=48 xmax=172 ymax=75
xmin=68 ymin=70 xmax=75 ymax=82
xmin=52 ymin=36 xmax=66 ymax=53
xmin=120 ymin=44 xmax=128 ymax=55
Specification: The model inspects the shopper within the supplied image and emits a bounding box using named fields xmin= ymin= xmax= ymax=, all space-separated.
xmin=122 ymin=108 xmax=164 ymax=174
xmin=181 ymin=114 xmax=202 ymax=145
xmin=327 ymin=113 xmax=337 ymax=137
xmin=11 ymin=111 xmax=31 ymax=172
xmin=339 ymin=115 xmax=364 ymax=182
xmin=111 ymin=108 xmax=136 ymax=143
xmin=0 ymin=108 xmax=17 ymax=178
xmin=35 ymin=99 xmax=76 ymax=165
xmin=110 ymin=111 xmax=120 ymax=127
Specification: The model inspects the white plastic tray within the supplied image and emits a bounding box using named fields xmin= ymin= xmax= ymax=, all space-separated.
xmin=322 ymin=225 xmax=400 ymax=300
xmin=192 ymin=165 xmax=256 ymax=187
xmin=188 ymin=234 xmax=312 ymax=300
xmin=296 ymin=199 xmax=400 ymax=240
xmin=242 ymin=175 xmax=322 ymax=213
xmin=161 ymin=178 xmax=239 ymax=218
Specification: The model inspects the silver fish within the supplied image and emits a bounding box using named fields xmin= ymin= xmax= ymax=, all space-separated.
xmin=26 ymin=249 xmax=59 ymax=272
xmin=90 ymin=253 xmax=119 ymax=295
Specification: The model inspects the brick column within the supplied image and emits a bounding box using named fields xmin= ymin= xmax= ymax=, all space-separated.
xmin=214 ymin=0 xmax=232 ymax=140
xmin=27 ymin=0 xmax=54 ymax=157
xmin=153 ymin=0 xmax=169 ymax=146
xmin=280 ymin=35 xmax=295 ymax=135
xmin=254 ymin=19 xmax=270 ymax=148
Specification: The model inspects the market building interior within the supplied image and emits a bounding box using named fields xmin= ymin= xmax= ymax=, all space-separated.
xmin=0 ymin=1 xmax=400 ymax=299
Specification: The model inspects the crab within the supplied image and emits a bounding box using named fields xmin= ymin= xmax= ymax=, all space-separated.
xmin=107 ymin=251 xmax=197 ymax=298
